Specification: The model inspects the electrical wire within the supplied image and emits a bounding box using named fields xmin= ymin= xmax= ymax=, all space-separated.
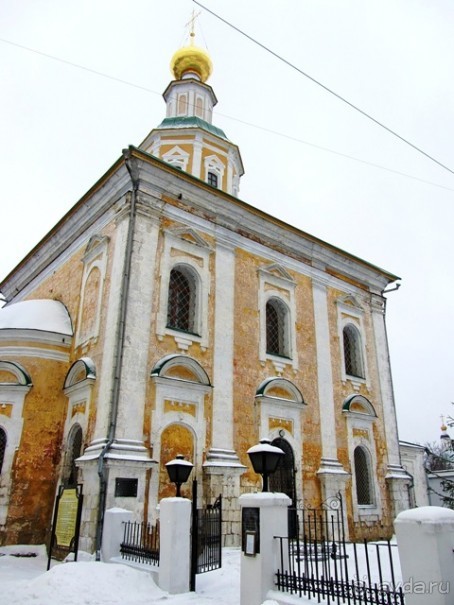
xmin=1 ymin=36 xmax=453 ymax=193
xmin=193 ymin=0 xmax=454 ymax=177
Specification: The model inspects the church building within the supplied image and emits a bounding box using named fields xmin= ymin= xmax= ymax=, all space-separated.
xmin=0 ymin=35 xmax=410 ymax=551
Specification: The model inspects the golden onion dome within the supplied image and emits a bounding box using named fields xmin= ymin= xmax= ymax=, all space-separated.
xmin=170 ymin=40 xmax=213 ymax=83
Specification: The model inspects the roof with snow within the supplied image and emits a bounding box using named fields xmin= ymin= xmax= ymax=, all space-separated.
xmin=0 ymin=299 xmax=73 ymax=335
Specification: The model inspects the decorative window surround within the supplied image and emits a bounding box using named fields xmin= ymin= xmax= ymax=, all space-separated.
xmin=162 ymin=146 xmax=190 ymax=172
xmin=0 ymin=361 xmax=32 ymax=525
xmin=156 ymin=228 xmax=212 ymax=351
xmin=258 ymin=263 xmax=298 ymax=371
xmin=75 ymin=235 xmax=109 ymax=347
xmin=342 ymin=394 xmax=381 ymax=521
xmin=63 ymin=358 xmax=95 ymax=438
xmin=337 ymin=294 xmax=368 ymax=388
xmin=204 ymin=155 xmax=224 ymax=188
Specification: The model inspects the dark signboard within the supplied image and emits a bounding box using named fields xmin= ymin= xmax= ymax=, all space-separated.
xmin=242 ymin=507 xmax=260 ymax=554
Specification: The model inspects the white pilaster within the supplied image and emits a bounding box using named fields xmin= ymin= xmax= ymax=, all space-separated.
xmin=114 ymin=206 xmax=160 ymax=452
xmin=312 ymin=279 xmax=340 ymax=466
xmin=370 ymin=296 xmax=404 ymax=470
xmin=191 ymin=135 xmax=203 ymax=179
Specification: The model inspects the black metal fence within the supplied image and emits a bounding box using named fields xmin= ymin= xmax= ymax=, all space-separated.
xmin=190 ymin=480 xmax=222 ymax=591
xmin=275 ymin=495 xmax=405 ymax=604
xmin=194 ymin=494 xmax=222 ymax=574
xmin=120 ymin=520 xmax=160 ymax=566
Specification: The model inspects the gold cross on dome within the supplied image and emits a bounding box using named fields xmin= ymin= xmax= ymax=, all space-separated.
xmin=185 ymin=9 xmax=201 ymax=41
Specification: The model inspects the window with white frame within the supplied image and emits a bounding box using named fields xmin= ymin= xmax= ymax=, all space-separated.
xmin=342 ymin=394 xmax=380 ymax=518
xmin=204 ymin=155 xmax=224 ymax=189
xmin=177 ymin=93 xmax=188 ymax=116
xmin=343 ymin=323 xmax=365 ymax=379
xmin=195 ymin=95 xmax=204 ymax=118
xmin=258 ymin=264 xmax=298 ymax=371
xmin=337 ymin=295 xmax=368 ymax=383
xmin=156 ymin=228 xmax=212 ymax=351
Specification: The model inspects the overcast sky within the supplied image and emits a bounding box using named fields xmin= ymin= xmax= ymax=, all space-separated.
xmin=1 ymin=0 xmax=453 ymax=446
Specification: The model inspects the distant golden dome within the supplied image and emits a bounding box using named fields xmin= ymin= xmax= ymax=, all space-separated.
xmin=170 ymin=40 xmax=213 ymax=83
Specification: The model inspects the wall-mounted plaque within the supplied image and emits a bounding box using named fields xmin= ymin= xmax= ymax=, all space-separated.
xmin=242 ymin=507 xmax=260 ymax=554
xmin=115 ymin=478 xmax=138 ymax=497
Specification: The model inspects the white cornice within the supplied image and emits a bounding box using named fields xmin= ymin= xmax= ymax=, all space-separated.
xmin=0 ymin=346 xmax=70 ymax=362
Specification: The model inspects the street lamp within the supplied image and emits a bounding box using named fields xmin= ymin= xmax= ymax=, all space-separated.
xmin=165 ymin=454 xmax=193 ymax=497
xmin=247 ymin=438 xmax=284 ymax=492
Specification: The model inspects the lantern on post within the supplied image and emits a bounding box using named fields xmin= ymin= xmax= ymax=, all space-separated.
xmin=165 ymin=454 xmax=193 ymax=497
xmin=247 ymin=438 xmax=284 ymax=492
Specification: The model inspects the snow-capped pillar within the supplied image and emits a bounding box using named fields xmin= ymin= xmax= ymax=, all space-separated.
xmin=204 ymin=240 xmax=246 ymax=546
xmin=312 ymin=279 xmax=349 ymax=503
xmin=101 ymin=507 xmax=133 ymax=562
xmin=371 ymin=295 xmax=410 ymax=515
xmin=239 ymin=492 xmax=291 ymax=605
xmin=159 ymin=498 xmax=192 ymax=594
xmin=395 ymin=507 xmax=454 ymax=605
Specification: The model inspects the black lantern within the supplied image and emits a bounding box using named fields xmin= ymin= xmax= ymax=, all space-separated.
xmin=247 ymin=438 xmax=284 ymax=492
xmin=165 ymin=454 xmax=193 ymax=497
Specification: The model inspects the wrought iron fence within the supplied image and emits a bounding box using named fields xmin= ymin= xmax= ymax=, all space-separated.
xmin=194 ymin=495 xmax=222 ymax=574
xmin=275 ymin=495 xmax=405 ymax=604
xmin=120 ymin=520 xmax=160 ymax=566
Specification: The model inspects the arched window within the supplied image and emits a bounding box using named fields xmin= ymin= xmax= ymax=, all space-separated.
xmin=167 ymin=266 xmax=198 ymax=334
xmin=177 ymin=94 xmax=188 ymax=115
xmin=195 ymin=96 xmax=204 ymax=118
xmin=354 ymin=446 xmax=373 ymax=505
xmin=64 ymin=425 xmax=83 ymax=486
xmin=0 ymin=428 xmax=6 ymax=475
xmin=343 ymin=324 xmax=365 ymax=378
xmin=266 ymin=298 xmax=289 ymax=357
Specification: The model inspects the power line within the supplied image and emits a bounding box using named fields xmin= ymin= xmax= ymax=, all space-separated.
xmin=0 ymin=37 xmax=160 ymax=97
xmin=193 ymin=0 xmax=454 ymax=177
xmin=1 ymin=36 xmax=453 ymax=193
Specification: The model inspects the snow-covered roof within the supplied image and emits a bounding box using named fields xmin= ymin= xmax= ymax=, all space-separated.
xmin=0 ymin=299 xmax=73 ymax=335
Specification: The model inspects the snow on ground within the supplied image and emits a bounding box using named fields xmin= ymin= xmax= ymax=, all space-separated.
xmin=0 ymin=541 xmax=401 ymax=604
xmin=0 ymin=545 xmax=246 ymax=605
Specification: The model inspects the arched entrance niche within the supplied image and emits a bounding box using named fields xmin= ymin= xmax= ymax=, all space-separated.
xmin=269 ymin=437 xmax=297 ymax=503
xmin=158 ymin=423 xmax=195 ymax=500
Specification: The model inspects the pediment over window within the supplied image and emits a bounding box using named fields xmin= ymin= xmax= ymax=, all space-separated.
xmin=256 ymin=377 xmax=304 ymax=405
xmin=64 ymin=358 xmax=96 ymax=389
xmin=337 ymin=294 xmax=364 ymax=312
xmin=342 ymin=394 xmax=376 ymax=417
xmin=0 ymin=361 xmax=32 ymax=386
xmin=83 ymin=235 xmax=109 ymax=262
xmin=151 ymin=354 xmax=211 ymax=386
xmin=162 ymin=145 xmax=190 ymax=170
xmin=259 ymin=263 xmax=295 ymax=284
xmin=167 ymin=227 xmax=211 ymax=250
